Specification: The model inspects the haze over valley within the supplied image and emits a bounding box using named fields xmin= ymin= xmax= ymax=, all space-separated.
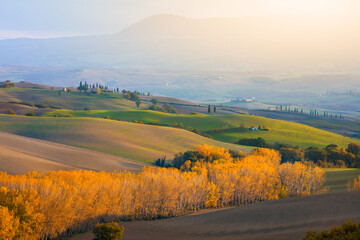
xmin=1 ymin=1 xmax=360 ymax=240
xmin=1 ymin=14 xmax=360 ymax=111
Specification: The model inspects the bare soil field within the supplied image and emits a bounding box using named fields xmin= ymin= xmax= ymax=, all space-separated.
xmin=0 ymin=131 xmax=148 ymax=174
xmin=73 ymin=191 xmax=360 ymax=240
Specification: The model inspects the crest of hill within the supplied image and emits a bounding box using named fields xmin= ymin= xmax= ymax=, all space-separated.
xmin=14 ymin=81 xmax=54 ymax=89
xmin=0 ymin=115 xmax=250 ymax=164
xmin=0 ymin=87 xmax=140 ymax=111
xmin=115 ymin=14 xmax=190 ymax=39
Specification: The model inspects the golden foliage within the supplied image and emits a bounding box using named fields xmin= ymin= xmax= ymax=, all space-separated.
xmin=0 ymin=145 xmax=326 ymax=239
xmin=348 ymin=175 xmax=360 ymax=191
xmin=205 ymin=183 xmax=220 ymax=208
xmin=195 ymin=144 xmax=233 ymax=163
xmin=0 ymin=205 xmax=18 ymax=240
xmin=279 ymin=162 xmax=326 ymax=197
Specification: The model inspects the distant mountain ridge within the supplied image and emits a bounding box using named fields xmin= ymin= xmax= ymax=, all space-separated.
xmin=1 ymin=14 xmax=359 ymax=72
xmin=1 ymin=14 xmax=360 ymax=104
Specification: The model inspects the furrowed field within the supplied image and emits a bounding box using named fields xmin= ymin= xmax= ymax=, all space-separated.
xmin=324 ymin=168 xmax=360 ymax=193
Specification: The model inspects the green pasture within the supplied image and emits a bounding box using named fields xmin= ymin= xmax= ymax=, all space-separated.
xmin=43 ymin=110 xmax=360 ymax=148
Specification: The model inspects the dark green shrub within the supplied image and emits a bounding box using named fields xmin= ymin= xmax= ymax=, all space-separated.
xmin=148 ymin=104 xmax=176 ymax=113
xmin=155 ymin=156 xmax=166 ymax=167
xmin=35 ymin=104 xmax=47 ymax=108
xmin=303 ymin=221 xmax=360 ymax=240
xmin=162 ymin=103 xmax=176 ymax=113
xmin=278 ymin=148 xmax=303 ymax=163
xmin=238 ymin=137 xmax=266 ymax=147
xmin=22 ymin=102 xmax=35 ymax=107
xmin=49 ymin=104 xmax=62 ymax=109
xmin=3 ymin=108 xmax=16 ymax=115
xmin=172 ymin=151 xmax=201 ymax=169
xmin=151 ymin=98 xmax=159 ymax=105
xmin=93 ymin=222 xmax=124 ymax=240
xmin=347 ymin=143 xmax=360 ymax=156
xmin=228 ymin=149 xmax=247 ymax=160
xmin=25 ymin=112 xmax=36 ymax=117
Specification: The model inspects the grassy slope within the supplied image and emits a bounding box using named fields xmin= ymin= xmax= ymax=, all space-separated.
xmin=44 ymin=110 xmax=360 ymax=148
xmin=0 ymin=115 xmax=250 ymax=163
xmin=0 ymin=88 xmax=141 ymax=110
xmin=0 ymin=131 xmax=148 ymax=174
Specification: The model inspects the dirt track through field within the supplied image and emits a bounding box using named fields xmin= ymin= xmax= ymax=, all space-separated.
xmin=0 ymin=131 xmax=148 ymax=174
xmin=74 ymin=191 xmax=360 ymax=240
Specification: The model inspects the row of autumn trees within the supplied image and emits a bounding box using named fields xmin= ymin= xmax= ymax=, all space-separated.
xmin=0 ymin=145 xmax=326 ymax=239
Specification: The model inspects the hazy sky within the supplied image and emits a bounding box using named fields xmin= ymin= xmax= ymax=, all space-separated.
xmin=0 ymin=0 xmax=359 ymax=39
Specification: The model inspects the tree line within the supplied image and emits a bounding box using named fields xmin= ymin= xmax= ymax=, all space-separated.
xmin=75 ymin=82 xmax=146 ymax=108
xmin=325 ymin=90 xmax=360 ymax=96
xmin=236 ymin=137 xmax=360 ymax=168
xmin=274 ymin=105 xmax=344 ymax=119
xmin=0 ymin=82 xmax=15 ymax=88
xmin=76 ymin=81 xmax=151 ymax=96
xmin=77 ymin=81 xmax=110 ymax=92
xmin=0 ymin=145 xmax=325 ymax=239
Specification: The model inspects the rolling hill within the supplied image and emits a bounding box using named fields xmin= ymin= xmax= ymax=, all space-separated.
xmin=0 ymin=87 xmax=141 ymax=111
xmin=304 ymin=119 xmax=360 ymax=138
xmin=0 ymin=131 xmax=148 ymax=174
xmin=0 ymin=115 xmax=250 ymax=163
xmin=43 ymin=110 xmax=360 ymax=148
xmin=0 ymin=86 xmax=248 ymax=115
xmin=73 ymin=191 xmax=360 ymax=240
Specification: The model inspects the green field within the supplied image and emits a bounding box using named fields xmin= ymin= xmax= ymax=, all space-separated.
xmin=0 ymin=88 xmax=141 ymax=110
xmin=0 ymin=115 xmax=250 ymax=163
xmin=43 ymin=110 xmax=360 ymax=148
xmin=324 ymin=168 xmax=360 ymax=193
